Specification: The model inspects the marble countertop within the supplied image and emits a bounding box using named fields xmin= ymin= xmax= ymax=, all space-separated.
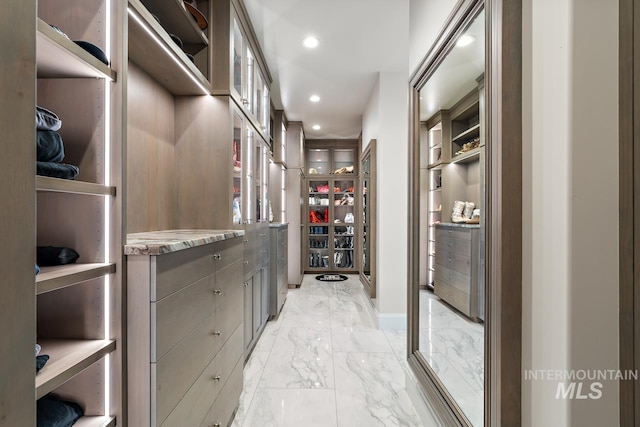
xmin=435 ymin=222 xmax=481 ymax=229
xmin=125 ymin=229 xmax=245 ymax=255
xmin=269 ymin=222 xmax=289 ymax=228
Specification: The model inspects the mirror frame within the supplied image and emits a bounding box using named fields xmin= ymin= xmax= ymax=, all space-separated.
xmin=407 ymin=0 xmax=522 ymax=425
xmin=360 ymin=139 xmax=377 ymax=298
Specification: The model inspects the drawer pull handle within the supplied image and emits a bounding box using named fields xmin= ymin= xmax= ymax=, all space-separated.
xmin=448 ymin=258 xmax=452 ymax=262
xmin=213 ymin=375 xmax=221 ymax=381
xmin=213 ymin=289 xmax=223 ymax=295
xmin=244 ymin=260 xmax=249 ymax=265
xmin=243 ymin=239 xmax=249 ymax=243
xmin=213 ymin=253 xmax=222 ymax=260
xmin=212 ymin=330 xmax=222 ymax=336
xmin=214 ymin=423 xmax=222 ymax=427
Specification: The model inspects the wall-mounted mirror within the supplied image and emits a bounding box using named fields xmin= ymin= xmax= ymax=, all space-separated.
xmin=411 ymin=6 xmax=485 ymax=426
xmin=360 ymin=139 xmax=376 ymax=298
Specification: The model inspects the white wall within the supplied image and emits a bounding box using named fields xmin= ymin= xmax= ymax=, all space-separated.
xmin=522 ymin=0 xmax=620 ymax=425
xmin=377 ymin=72 xmax=410 ymax=321
xmin=362 ymin=75 xmax=380 ymax=151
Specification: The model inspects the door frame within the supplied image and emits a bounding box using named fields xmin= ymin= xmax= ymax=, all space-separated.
xmin=407 ymin=0 xmax=522 ymax=425
xmin=619 ymin=0 xmax=639 ymax=423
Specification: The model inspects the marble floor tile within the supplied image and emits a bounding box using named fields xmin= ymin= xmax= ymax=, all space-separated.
xmin=240 ymin=389 xmax=338 ymax=427
xmin=253 ymin=321 xmax=282 ymax=353
xmin=334 ymin=352 xmax=422 ymax=427
xmin=279 ymin=293 xmax=332 ymax=328
xmin=329 ymin=292 xmax=370 ymax=312
xmin=259 ymin=327 xmax=334 ymax=389
xmin=383 ymin=329 xmax=409 ymax=362
xmin=330 ymin=310 xmax=377 ymax=329
xmin=331 ymin=324 xmax=394 ymax=353
xmin=232 ymin=351 xmax=270 ymax=427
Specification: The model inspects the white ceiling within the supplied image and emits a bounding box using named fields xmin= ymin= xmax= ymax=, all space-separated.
xmin=243 ymin=0 xmax=409 ymax=139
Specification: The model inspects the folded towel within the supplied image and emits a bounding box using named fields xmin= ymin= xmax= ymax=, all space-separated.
xmin=37 ymin=131 xmax=65 ymax=163
xmin=37 ymin=394 xmax=83 ymax=427
xmin=36 ymin=106 xmax=62 ymax=131
xmin=36 ymin=162 xmax=79 ymax=180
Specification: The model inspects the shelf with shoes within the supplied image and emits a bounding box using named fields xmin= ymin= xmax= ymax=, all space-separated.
xmin=36 ymin=19 xmax=116 ymax=80
xmin=128 ymin=0 xmax=211 ymax=95
xmin=142 ymin=0 xmax=209 ymax=49
xmin=304 ymin=140 xmax=359 ymax=273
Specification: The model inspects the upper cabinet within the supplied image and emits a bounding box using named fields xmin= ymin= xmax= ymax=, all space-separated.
xmin=212 ymin=0 xmax=272 ymax=141
xmin=306 ymin=142 xmax=358 ymax=177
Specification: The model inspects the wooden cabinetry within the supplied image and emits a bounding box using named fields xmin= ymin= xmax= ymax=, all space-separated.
xmin=423 ymin=77 xmax=485 ymax=319
xmin=269 ymin=224 xmax=289 ymax=318
xmin=305 ymin=141 xmax=359 ymax=273
xmin=434 ymin=224 xmax=482 ymax=320
xmin=126 ymin=233 xmax=244 ymax=427
xmin=33 ymin=0 xmax=124 ymax=424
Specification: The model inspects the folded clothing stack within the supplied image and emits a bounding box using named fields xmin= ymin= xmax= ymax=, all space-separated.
xmin=37 ymin=394 xmax=84 ymax=427
xmin=36 ymin=106 xmax=79 ymax=180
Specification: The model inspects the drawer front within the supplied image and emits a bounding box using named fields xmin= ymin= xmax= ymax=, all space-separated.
xmin=435 ymin=236 xmax=471 ymax=257
xmin=435 ymin=248 xmax=471 ymax=275
xmin=153 ymin=313 xmax=218 ymax=425
xmin=434 ymin=264 xmax=471 ymax=294
xmin=243 ymin=241 xmax=257 ymax=275
xmin=199 ymin=354 xmax=243 ymax=427
xmin=211 ymin=272 xmax=244 ymax=355
xmin=213 ymin=260 xmax=243 ymax=315
xmin=213 ymin=237 xmax=243 ymax=272
xmin=161 ymin=325 xmax=243 ymax=427
xmin=434 ymin=281 xmax=471 ymax=316
xmin=154 ymin=245 xmax=215 ymax=301
xmin=152 ymin=274 xmax=215 ymax=361
xmin=435 ymin=226 xmax=471 ymax=241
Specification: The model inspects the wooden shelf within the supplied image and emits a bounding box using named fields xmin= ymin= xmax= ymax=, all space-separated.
xmin=36 ymin=176 xmax=116 ymax=197
xmin=36 ymin=339 xmax=116 ymax=399
xmin=451 ymin=147 xmax=481 ymax=164
xmin=75 ymin=416 xmax=116 ymax=427
xmin=452 ymin=123 xmax=480 ymax=142
xmin=36 ymin=263 xmax=116 ymax=295
xmin=141 ymin=0 xmax=209 ymax=52
xmin=36 ymin=19 xmax=116 ymax=80
xmin=128 ymin=0 xmax=212 ymax=96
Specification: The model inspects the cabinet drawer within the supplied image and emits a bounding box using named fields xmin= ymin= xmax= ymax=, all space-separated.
xmin=213 ymin=260 xmax=243 ymax=315
xmin=211 ymin=273 xmax=244 ymax=354
xmin=435 ymin=236 xmax=471 ymax=257
xmin=161 ymin=325 xmax=243 ymax=427
xmin=434 ymin=264 xmax=471 ymax=294
xmin=214 ymin=238 xmax=243 ymax=271
xmin=435 ymin=248 xmax=471 ymax=275
xmin=153 ymin=313 xmax=219 ymax=425
xmin=435 ymin=227 xmax=471 ymax=241
xmin=152 ymin=273 xmax=215 ymax=361
xmin=154 ymin=245 xmax=215 ymax=301
xmin=199 ymin=354 xmax=243 ymax=427
xmin=434 ymin=281 xmax=471 ymax=316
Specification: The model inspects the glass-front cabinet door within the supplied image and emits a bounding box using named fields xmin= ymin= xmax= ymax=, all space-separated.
xmin=333 ymin=179 xmax=355 ymax=269
xmin=333 ymin=148 xmax=355 ymax=174
xmin=232 ymin=18 xmax=243 ymax=100
xmin=232 ymin=109 xmax=243 ymax=225
xmin=308 ymin=179 xmax=330 ymax=269
xmin=307 ymin=148 xmax=330 ymax=175
xmin=246 ymin=49 xmax=255 ymax=114
xmin=244 ymin=125 xmax=254 ymax=225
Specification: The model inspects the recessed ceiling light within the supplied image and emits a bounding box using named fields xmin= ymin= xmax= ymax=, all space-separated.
xmin=303 ymin=36 xmax=319 ymax=48
xmin=309 ymin=95 xmax=320 ymax=102
xmin=456 ymin=35 xmax=475 ymax=47
xmin=312 ymin=124 xmax=321 ymax=130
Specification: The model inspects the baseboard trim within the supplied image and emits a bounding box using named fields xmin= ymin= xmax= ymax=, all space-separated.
xmin=377 ymin=313 xmax=407 ymax=330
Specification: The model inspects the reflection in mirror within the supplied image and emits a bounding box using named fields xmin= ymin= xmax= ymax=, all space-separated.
xmin=360 ymin=140 xmax=376 ymax=299
xmin=418 ymin=9 xmax=485 ymax=425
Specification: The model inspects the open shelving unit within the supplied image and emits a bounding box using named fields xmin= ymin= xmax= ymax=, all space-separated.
xmin=33 ymin=0 xmax=123 ymax=424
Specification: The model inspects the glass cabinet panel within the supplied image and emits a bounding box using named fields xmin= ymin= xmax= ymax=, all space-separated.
xmin=262 ymin=145 xmax=268 ymax=221
xmin=333 ymin=148 xmax=355 ymax=174
xmin=332 ymin=179 xmax=355 ymax=269
xmin=261 ymin=81 xmax=270 ymax=134
xmin=246 ymin=49 xmax=255 ymax=113
xmin=253 ymin=133 xmax=262 ymax=222
xmin=232 ymin=110 xmax=243 ymax=225
xmin=362 ymin=156 xmax=370 ymax=276
xmin=245 ymin=126 xmax=254 ymax=224
xmin=232 ymin=18 xmax=243 ymax=98
xmin=308 ymin=179 xmax=330 ymax=269
xmin=256 ymin=72 xmax=264 ymax=130
xmin=308 ymin=148 xmax=330 ymax=175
